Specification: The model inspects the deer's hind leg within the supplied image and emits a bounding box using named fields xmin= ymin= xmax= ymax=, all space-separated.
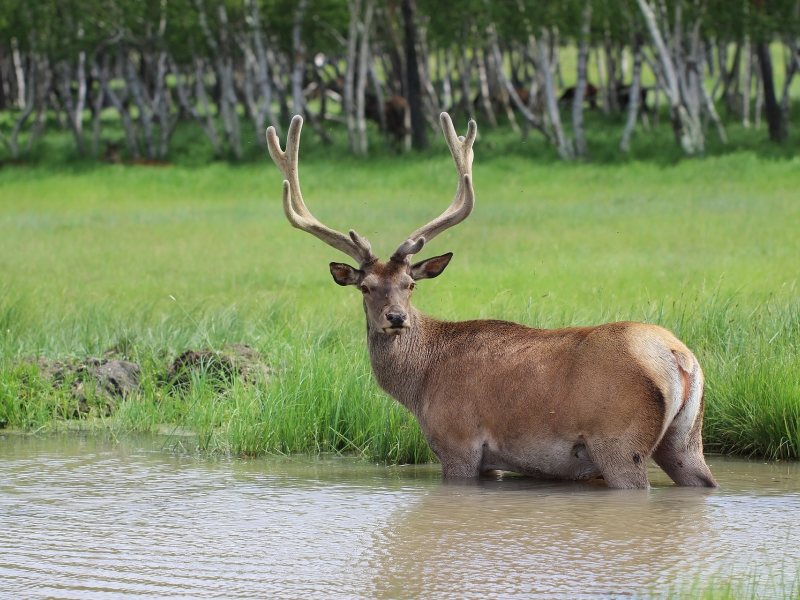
xmin=652 ymin=393 xmax=718 ymax=488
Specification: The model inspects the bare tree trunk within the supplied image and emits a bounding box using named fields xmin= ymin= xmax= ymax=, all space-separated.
xmin=698 ymin=45 xmax=727 ymax=143
xmin=23 ymin=57 xmax=51 ymax=155
xmin=91 ymin=59 xmax=105 ymax=157
xmin=742 ymin=38 xmax=752 ymax=128
xmin=154 ymin=51 xmax=174 ymax=159
xmin=621 ymin=37 xmax=643 ymax=153
xmin=401 ymin=0 xmax=428 ymax=150
xmin=476 ymin=47 xmax=498 ymax=128
xmin=11 ymin=38 xmax=25 ymax=109
xmin=442 ymin=48 xmax=453 ymax=111
xmin=1 ymin=52 xmax=36 ymax=158
xmin=169 ymin=55 xmax=223 ymax=156
xmin=97 ymin=54 xmax=140 ymax=158
xmin=722 ymin=42 xmax=742 ymax=114
xmin=486 ymin=33 xmax=520 ymax=134
xmin=76 ymin=51 xmax=87 ymax=135
xmin=217 ymin=4 xmax=242 ymax=158
xmin=636 ymin=0 xmax=704 ymax=155
xmin=417 ymin=25 xmax=441 ymax=130
xmin=595 ymin=46 xmax=610 ymax=115
xmin=367 ymin=52 xmax=390 ymax=147
xmin=756 ymin=41 xmax=786 ymax=141
xmin=459 ymin=45 xmax=476 ymax=123
xmin=58 ymin=61 xmax=87 ymax=155
xmin=345 ymin=0 xmax=361 ymax=152
xmin=356 ymin=0 xmax=375 ymax=154
xmin=573 ymin=0 xmax=592 ymax=158
xmin=291 ymin=0 xmax=309 ymax=117
xmin=266 ymin=46 xmax=290 ymax=124
xmin=754 ymin=55 xmax=763 ymax=129
xmin=0 ymin=47 xmax=7 ymax=111
xmin=247 ymin=0 xmax=280 ymax=143
xmin=125 ymin=52 xmax=156 ymax=159
xmin=539 ymin=31 xmax=572 ymax=160
xmin=495 ymin=41 xmax=552 ymax=144
xmin=604 ymin=29 xmax=619 ymax=112
xmin=779 ymin=43 xmax=796 ymax=135
xmin=194 ymin=0 xmax=242 ymax=158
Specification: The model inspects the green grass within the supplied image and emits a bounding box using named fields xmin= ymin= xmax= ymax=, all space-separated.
xmin=1 ymin=111 xmax=799 ymax=462
xmin=649 ymin=568 xmax=800 ymax=599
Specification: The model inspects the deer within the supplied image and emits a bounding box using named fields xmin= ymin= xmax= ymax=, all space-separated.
xmin=265 ymin=113 xmax=718 ymax=490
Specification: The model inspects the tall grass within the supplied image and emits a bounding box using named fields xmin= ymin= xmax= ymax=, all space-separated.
xmin=648 ymin=567 xmax=800 ymax=599
xmin=0 ymin=285 xmax=797 ymax=462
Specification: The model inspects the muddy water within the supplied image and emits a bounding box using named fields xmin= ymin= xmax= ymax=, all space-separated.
xmin=0 ymin=435 xmax=797 ymax=599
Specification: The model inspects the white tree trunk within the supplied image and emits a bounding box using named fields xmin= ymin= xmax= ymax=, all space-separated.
xmin=539 ymin=33 xmax=572 ymax=159
xmin=476 ymin=47 xmax=497 ymax=128
xmin=742 ymin=37 xmax=752 ymax=128
xmin=345 ymin=0 xmax=362 ymax=152
xmin=573 ymin=0 xmax=592 ymax=158
xmin=356 ymin=0 xmax=375 ymax=154
xmin=620 ymin=40 xmax=643 ymax=153
xmin=91 ymin=61 xmax=105 ymax=157
xmin=58 ymin=61 xmax=87 ymax=155
xmin=247 ymin=0 xmax=280 ymax=142
xmin=635 ymin=0 xmax=704 ymax=155
xmin=11 ymin=38 xmax=25 ymax=109
xmin=291 ymin=0 xmax=309 ymax=117
xmin=98 ymin=54 xmax=139 ymax=158
xmin=124 ymin=52 xmax=155 ymax=159
xmin=2 ymin=51 xmax=36 ymax=157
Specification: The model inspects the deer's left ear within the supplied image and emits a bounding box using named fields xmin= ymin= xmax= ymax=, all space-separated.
xmin=410 ymin=253 xmax=453 ymax=281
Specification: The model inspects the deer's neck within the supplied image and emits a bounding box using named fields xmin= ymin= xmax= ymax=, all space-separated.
xmin=366 ymin=305 xmax=437 ymax=415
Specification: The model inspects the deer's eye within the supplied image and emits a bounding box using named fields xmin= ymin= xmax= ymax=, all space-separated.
xmin=409 ymin=282 xmax=416 ymax=291
xmin=360 ymin=285 xmax=370 ymax=294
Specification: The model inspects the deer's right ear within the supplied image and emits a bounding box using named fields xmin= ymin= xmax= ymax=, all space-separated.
xmin=330 ymin=262 xmax=363 ymax=286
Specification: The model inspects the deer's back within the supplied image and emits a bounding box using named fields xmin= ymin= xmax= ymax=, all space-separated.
xmin=418 ymin=318 xmax=692 ymax=449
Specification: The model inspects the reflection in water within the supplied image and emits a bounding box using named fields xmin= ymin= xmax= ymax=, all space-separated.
xmin=0 ymin=434 xmax=797 ymax=599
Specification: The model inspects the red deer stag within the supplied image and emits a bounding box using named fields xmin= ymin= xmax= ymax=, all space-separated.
xmin=265 ymin=113 xmax=717 ymax=489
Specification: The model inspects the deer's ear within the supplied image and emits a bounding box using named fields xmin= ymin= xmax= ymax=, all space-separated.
xmin=410 ymin=253 xmax=453 ymax=281
xmin=330 ymin=262 xmax=363 ymax=286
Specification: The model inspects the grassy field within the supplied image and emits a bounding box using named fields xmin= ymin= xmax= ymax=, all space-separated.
xmin=1 ymin=113 xmax=799 ymax=463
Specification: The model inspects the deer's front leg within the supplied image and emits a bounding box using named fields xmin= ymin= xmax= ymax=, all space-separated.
xmin=423 ymin=430 xmax=483 ymax=478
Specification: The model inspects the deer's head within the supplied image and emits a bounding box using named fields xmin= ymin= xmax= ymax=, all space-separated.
xmin=266 ymin=113 xmax=477 ymax=335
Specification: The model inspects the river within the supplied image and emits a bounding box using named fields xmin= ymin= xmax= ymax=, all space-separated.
xmin=0 ymin=434 xmax=797 ymax=599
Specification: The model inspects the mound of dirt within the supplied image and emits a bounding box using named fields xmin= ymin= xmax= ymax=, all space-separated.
xmin=167 ymin=344 xmax=271 ymax=387
xmin=21 ymin=356 xmax=141 ymax=417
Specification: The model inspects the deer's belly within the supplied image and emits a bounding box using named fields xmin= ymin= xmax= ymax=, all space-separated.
xmin=480 ymin=436 xmax=602 ymax=481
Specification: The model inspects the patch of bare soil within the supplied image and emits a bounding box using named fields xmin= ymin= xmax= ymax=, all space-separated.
xmin=21 ymin=356 xmax=140 ymax=417
xmin=167 ymin=344 xmax=271 ymax=388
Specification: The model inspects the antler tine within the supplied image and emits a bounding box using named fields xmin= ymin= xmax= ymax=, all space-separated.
xmin=267 ymin=116 xmax=376 ymax=266
xmin=392 ymin=112 xmax=477 ymax=262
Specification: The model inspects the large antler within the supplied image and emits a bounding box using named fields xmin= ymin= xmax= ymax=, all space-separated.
xmin=266 ymin=116 xmax=376 ymax=266
xmin=391 ymin=113 xmax=477 ymax=262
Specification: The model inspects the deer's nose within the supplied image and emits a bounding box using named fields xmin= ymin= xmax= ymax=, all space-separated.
xmin=386 ymin=312 xmax=407 ymax=327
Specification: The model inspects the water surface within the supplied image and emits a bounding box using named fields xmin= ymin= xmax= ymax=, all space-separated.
xmin=0 ymin=434 xmax=797 ymax=599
